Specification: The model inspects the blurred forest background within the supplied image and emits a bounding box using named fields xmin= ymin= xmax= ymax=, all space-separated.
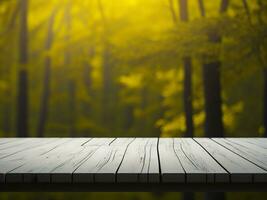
xmin=0 ymin=0 xmax=267 ymax=199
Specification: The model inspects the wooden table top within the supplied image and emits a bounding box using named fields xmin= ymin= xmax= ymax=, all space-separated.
xmin=0 ymin=137 xmax=267 ymax=192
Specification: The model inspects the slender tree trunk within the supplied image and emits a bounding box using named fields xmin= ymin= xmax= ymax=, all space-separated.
xmin=68 ymin=80 xmax=76 ymax=136
xmin=203 ymin=32 xmax=224 ymax=137
xmin=37 ymin=10 xmax=56 ymax=137
xmin=178 ymin=0 xmax=194 ymax=138
xmin=17 ymin=0 xmax=29 ymax=137
xmin=203 ymin=59 xmax=224 ymax=137
xmin=37 ymin=57 xmax=51 ymax=137
xmin=169 ymin=0 xmax=177 ymax=23
xmin=254 ymin=0 xmax=267 ymax=137
xmin=220 ymin=0 xmax=229 ymax=13
xmin=82 ymin=47 xmax=96 ymax=136
xmin=198 ymin=0 xmax=206 ymax=17
xmin=263 ymin=69 xmax=267 ymax=137
xmin=179 ymin=0 xmax=188 ymax=21
xmin=124 ymin=105 xmax=134 ymax=131
xmin=3 ymin=90 xmax=11 ymax=136
xmin=183 ymin=57 xmax=194 ymax=137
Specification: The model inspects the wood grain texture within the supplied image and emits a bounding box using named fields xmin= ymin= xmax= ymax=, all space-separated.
xmin=3 ymin=138 xmax=74 ymax=183
xmin=174 ymin=138 xmax=228 ymax=183
xmin=158 ymin=138 xmax=185 ymax=183
xmin=50 ymin=138 xmax=114 ymax=183
xmin=234 ymin=138 xmax=267 ymax=149
xmin=195 ymin=138 xmax=267 ymax=183
xmin=117 ymin=138 xmax=160 ymax=183
xmin=4 ymin=138 xmax=97 ymax=183
xmin=0 ymin=138 xmax=69 ymax=183
xmin=213 ymin=138 xmax=267 ymax=182
xmin=74 ymin=138 xmax=134 ymax=183
xmin=1 ymin=138 xmax=267 ymax=186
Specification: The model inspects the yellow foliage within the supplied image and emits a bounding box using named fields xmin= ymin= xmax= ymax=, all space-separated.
xmin=157 ymin=115 xmax=185 ymax=137
xmin=193 ymin=111 xmax=205 ymax=127
xmin=119 ymin=73 xmax=143 ymax=89
xmin=223 ymin=101 xmax=244 ymax=130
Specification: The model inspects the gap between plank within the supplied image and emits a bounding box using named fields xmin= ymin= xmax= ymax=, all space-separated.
xmin=71 ymin=141 xmax=112 ymax=182
xmin=81 ymin=138 xmax=94 ymax=146
xmin=115 ymin=138 xmax=136 ymax=183
xmin=156 ymin=137 xmax=162 ymax=183
xmin=211 ymin=138 xmax=267 ymax=172
xmin=192 ymin=138 xmax=231 ymax=182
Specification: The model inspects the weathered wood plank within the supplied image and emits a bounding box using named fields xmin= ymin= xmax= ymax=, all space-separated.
xmin=174 ymin=138 xmax=228 ymax=183
xmin=2 ymin=138 xmax=72 ymax=183
xmin=0 ymin=138 xmax=71 ymax=161
xmin=1 ymin=137 xmax=267 ymax=186
xmin=0 ymin=139 xmax=69 ymax=182
xmin=9 ymin=138 xmax=115 ymax=183
xmin=5 ymin=138 xmax=92 ymax=183
xmin=74 ymin=138 xmax=134 ymax=183
xmin=213 ymin=138 xmax=267 ymax=182
xmin=236 ymin=138 xmax=267 ymax=149
xmin=0 ymin=138 xmax=44 ymax=156
xmin=158 ymin=138 xmax=185 ymax=183
xmin=117 ymin=138 xmax=160 ymax=183
xmin=0 ymin=138 xmax=25 ymax=146
xmin=195 ymin=138 xmax=267 ymax=183
xmin=50 ymin=138 xmax=115 ymax=183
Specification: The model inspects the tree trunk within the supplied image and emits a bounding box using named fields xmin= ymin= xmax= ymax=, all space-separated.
xmin=255 ymin=0 xmax=267 ymax=137
xmin=178 ymin=0 xmax=194 ymax=138
xmin=220 ymin=0 xmax=229 ymax=13
xmin=17 ymin=70 xmax=28 ymax=137
xmin=68 ymin=80 xmax=76 ymax=136
xmin=203 ymin=60 xmax=224 ymax=137
xmin=37 ymin=58 xmax=51 ymax=137
xmin=124 ymin=105 xmax=134 ymax=131
xmin=17 ymin=0 xmax=29 ymax=137
xmin=37 ymin=10 xmax=56 ymax=137
xmin=263 ymin=69 xmax=267 ymax=137
xmin=198 ymin=0 xmax=206 ymax=17
xmin=3 ymin=90 xmax=11 ymax=136
xmin=183 ymin=57 xmax=194 ymax=137
xmin=169 ymin=0 xmax=177 ymax=23
xmin=178 ymin=0 xmax=188 ymax=21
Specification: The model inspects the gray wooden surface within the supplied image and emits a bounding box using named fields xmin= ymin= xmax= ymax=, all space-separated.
xmin=1 ymin=138 xmax=267 ymax=185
